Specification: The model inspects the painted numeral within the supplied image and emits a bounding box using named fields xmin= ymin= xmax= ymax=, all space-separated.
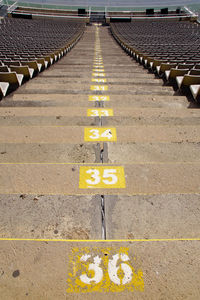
xmin=90 ymin=85 xmax=108 ymax=91
xmin=93 ymin=65 xmax=104 ymax=68
xmin=87 ymin=108 xmax=113 ymax=117
xmin=89 ymin=95 xmax=110 ymax=101
xmin=84 ymin=127 xmax=116 ymax=141
xmin=93 ymin=69 xmax=105 ymax=73
xmin=67 ymin=247 xmax=144 ymax=293
xmin=92 ymin=78 xmax=107 ymax=83
xmin=79 ymin=166 xmax=125 ymax=188
xmin=92 ymin=73 xmax=105 ymax=77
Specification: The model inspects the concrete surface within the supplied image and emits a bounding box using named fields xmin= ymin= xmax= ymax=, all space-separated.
xmin=0 ymin=23 xmax=200 ymax=299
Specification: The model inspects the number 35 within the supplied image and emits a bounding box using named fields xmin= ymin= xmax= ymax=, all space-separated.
xmin=86 ymin=169 xmax=118 ymax=185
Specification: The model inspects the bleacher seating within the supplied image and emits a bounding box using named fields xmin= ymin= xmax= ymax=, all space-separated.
xmin=110 ymin=20 xmax=200 ymax=103
xmin=0 ymin=17 xmax=85 ymax=99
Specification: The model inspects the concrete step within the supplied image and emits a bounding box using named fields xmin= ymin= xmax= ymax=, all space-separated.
xmin=0 ymin=194 xmax=101 ymax=239
xmin=104 ymin=116 xmax=200 ymax=125
xmin=0 ymin=240 xmax=199 ymax=299
xmin=1 ymin=125 xmax=199 ymax=143
xmin=105 ymin=194 xmax=200 ymax=239
xmin=0 ymin=116 xmax=98 ymax=126
xmin=0 ymin=163 xmax=200 ymax=195
xmin=107 ymin=142 xmax=200 ymax=163
xmin=17 ymin=83 xmax=173 ymax=95
xmin=0 ymin=143 xmax=99 ymax=163
xmin=0 ymin=107 xmax=197 ymax=117
xmin=33 ymin=77 xmax=159 ymax=84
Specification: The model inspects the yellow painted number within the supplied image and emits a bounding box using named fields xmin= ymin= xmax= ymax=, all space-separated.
xmin=67 ymin=247 xmax=144 ymax=293
xmin=92 ymin=73 xmax=105 ymax=77
xmin=89 ymin=95 xmax=110 ymax=101
xmin=90 ymin=85 xmax=108 ymax=91
xmin=79 ymin=166 xmax=126 ymax=188
xmin=84 ymin=128 xmax=116 ymax=141
xmin=92 ymin=78 xmax=107 ymax=83
xmin=87 ymin=109 xmax=113 ymax=117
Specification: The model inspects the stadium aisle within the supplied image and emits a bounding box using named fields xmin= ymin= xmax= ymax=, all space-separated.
xmin=0 ymin=25 xmax=200 ymax=299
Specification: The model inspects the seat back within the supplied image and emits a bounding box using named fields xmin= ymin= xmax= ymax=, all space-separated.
xmin=182 ymin=75 xmax=200 ymax=87
xmin=169 ymin=68 xmax=189 ymax=79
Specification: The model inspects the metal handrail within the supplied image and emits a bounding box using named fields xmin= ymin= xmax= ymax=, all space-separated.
xmin=7 ymin=0 xmax=18 ymax=13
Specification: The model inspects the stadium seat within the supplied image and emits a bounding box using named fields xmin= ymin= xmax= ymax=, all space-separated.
xmin=190 ymin=85 xmax=200 ymax=102
xmin=0 ymin=82 xmax=9 ymax=98
xmin=0 ymin=71 xmax=23 ymax=93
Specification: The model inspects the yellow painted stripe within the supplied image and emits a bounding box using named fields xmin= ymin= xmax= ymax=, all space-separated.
xmin=0 ymin=238 xmax=199 ymax=242
xmin=1 ymin=192 xmax=200 ymax=196
xmin=1 ymin=162 xmax=200 ymax=165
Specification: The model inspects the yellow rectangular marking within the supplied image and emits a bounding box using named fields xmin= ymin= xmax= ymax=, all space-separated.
xmin=93 ymin=65 xmax=104 ymax=68
xmin=89 ymin=95 xmax=110 ymax=101
xmin=79 ymin=166 xmax=126 ymax=188
xmin=87 ymin=108 xmax=113 ymax=117
xmin=93 ymin=68 xmax=104 ymax=70
xmin=93 ymin=69 xmax=105 ymax=72
xmin=92 ymin=78 xmax=107 ymax=83
xmin=67 ymin=247 xmax=143 ymax=293
xmin=92 ymin=73 xmax=105 ymax=77
xmin=90 ymin=85 xmax=108 ymax=91
xmin=84 ymin=127 xmax=116 ymax=142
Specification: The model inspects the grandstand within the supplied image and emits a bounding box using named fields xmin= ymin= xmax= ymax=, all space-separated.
xmin=0 ymin=1 xmax=200 ymax=299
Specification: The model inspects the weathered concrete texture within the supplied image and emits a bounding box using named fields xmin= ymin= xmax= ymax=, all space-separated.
xmin=0 ymin=195 xmax=101 ymax=239
xmin=0 ymin=241 xmax=200 ymax=299
xmin=0 ymin=144 xmax=98 ymax=163
xmin=104 ymin=107 xmax=200 ymax=117
xmin=32 ymin=77 xmax=161 ymax=85
xmin=107 ymin=143 xmax=200 ymax=163
xmin=18 ymin=83 xmax=173 ymax=96
xmin=1 ymin=94 xmax=95 ymax=107
xmin=104 ymin=95 xmax=187 ymax=108
xmin=115 ymin=126 xmax=200 ymax=143
xmin=105 ymin=194 xmax=200 ymax=239
xmin=0 ymin=116 xmax=98 ymax=126
xmin=0 ymin=126 xmax=86 ymax=143
xmin=104 ymin=116 xmax=200 ymax=125
xmin=40 ymin=71 xmax=153 ymax=79
xmin=4 ymin=94 xmax=186 ymax=109
xmin=0 ymin=107 xmax=89 ymax=116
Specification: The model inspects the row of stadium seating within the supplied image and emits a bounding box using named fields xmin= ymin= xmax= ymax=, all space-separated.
xmin=110 ymin=20 xmax=200 ymax=103
xmin=0 ymin=18 xmax=85 ymax=99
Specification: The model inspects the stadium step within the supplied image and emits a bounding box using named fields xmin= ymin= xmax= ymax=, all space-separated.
xmin=0 ymin=25 xmax=200 ymax=299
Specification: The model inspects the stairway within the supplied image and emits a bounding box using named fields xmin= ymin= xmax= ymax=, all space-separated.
xmin=0 ymin=25 xmax=200 ymax=299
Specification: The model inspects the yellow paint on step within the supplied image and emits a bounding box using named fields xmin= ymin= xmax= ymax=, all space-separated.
xmin=93 ymin=66 xmax=104 ymax=69
xmin=92 ymin=73 xmax=105 ymax=77
xmin=67 ymin=247 xmax=143 ymax=293
xmin=84 ymin=127 xmax=116 ymax=142
xmin=92 ymin=78 xmax=107 ymax=83
xmin=89 ymin=95 xmax=110 ymax=101
xmin=87 ymin=108 xmax=113 ymax=117
xmin=93 ymin=69 xmax=105 ymax=73
xmin=90 ymin=85 xmax=108 ymax=91
xmin=79 ymin=166 xmax=125 ymax=189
